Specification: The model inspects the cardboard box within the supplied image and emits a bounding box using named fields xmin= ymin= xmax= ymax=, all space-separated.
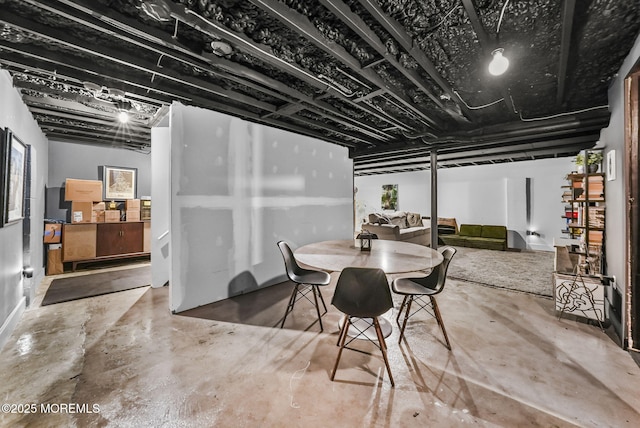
xmin=93 ymin=202 xmax=106 ymax=211
xmin=65 ymin=179 xmax=103 ymax=202
xmin=126 ymin=210 xmax=140 ymax=222
xmin=71 ymin=201 xmax=93 ymax=223
xmin=141 ymin=207 xmax=151 ymax=220
xmin=105 ymin=210 xmax=121 ymax=222
xmin=46 ymin=247 xmax=64 ymax=275
xmin=91 ymin=210 xmax=105 ymax=223
xmin=126 ymin=199 xmax=140 ymax=210
xmin=43 ymin=223 xmax=62 ymax=243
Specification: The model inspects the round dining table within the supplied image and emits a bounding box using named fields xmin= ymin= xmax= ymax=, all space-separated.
xmin=294 ymin=239 xmax=443 ymax=341
xmin=294 ymin=239 xmax=443 ymax=274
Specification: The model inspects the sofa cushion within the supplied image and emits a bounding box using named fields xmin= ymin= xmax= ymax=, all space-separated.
xmin=368 ymin=213 xmax=389 ymax=224
xmin=389 ymin=216 xmax=408 ymax=229
xmin=481 ymin=225 xmax=507 ymax=239
xmin=459 ymin=224 xmax=482 ymax=237
xmin=467 ymin=237 xmax=506 ymax=250
xmin=406 ymin=212 xmax=422 ymax=227
xmin=399 ymin=227 xmax=427 ymax=240
xmin=440 ymin=234 xmax=468 ymax=246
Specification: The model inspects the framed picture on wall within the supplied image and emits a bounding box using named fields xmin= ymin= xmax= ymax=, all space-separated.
xmin=381 ymin=184 xmax=398 ymax=210
xmin=2 ymin=128 xmax=27 ymax=225
xmin=102 ymin=165 xmax=137 ymax=200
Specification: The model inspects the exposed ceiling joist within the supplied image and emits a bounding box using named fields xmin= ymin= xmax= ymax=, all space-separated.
xmin=0 ymin=0 xmax=635 ymax=169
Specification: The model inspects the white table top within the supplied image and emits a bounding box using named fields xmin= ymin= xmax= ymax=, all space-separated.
xmin=294 ymin=239 xmax=443 ymax=274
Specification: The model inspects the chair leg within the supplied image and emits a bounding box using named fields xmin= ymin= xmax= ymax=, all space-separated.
xmin=373 ymin=317 xmax=395 ymax=387
xmin=398 ymin=296 xmax=414 ymax=344
xmin=396 ymin=295 xmax=408 ymax=326
xmin=431 ymin=296 xmax=451 ymax=350
xmin=316 ymin=286 xmax=328 ymax=314
xmin=312 ymin=285 xmax=324 ymax=332
xmin=280 ymin=283 xmax=300 ymax=329
xmin=331 ymin=317 xmax=351 ymax=381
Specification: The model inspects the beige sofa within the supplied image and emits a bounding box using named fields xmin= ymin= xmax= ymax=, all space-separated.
xmin=361 ymin=211 xmax=431 ymax=246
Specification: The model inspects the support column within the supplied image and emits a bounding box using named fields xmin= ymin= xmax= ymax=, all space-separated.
xmin=430 ymin=151 xmax=438 ymax=249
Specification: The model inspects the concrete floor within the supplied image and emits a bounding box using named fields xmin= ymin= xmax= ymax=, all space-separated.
xmin=1 ymin=262 xmax=639 ymax=427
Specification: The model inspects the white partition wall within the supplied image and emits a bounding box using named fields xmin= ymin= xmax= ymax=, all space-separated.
xmin=151 ymin=127 xmax=171 ymax=289
xmin=168 ymin=104 xmax=353 ymax=312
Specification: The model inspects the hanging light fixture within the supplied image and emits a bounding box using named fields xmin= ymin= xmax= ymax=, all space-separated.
xmin=488 ymin=48 xmax=509 ymax=76
xmin=117 ymin=111 xmax=129 ymax=123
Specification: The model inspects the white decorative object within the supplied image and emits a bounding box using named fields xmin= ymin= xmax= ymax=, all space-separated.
xmin=607 ymin=150 xmax=616 ymax=181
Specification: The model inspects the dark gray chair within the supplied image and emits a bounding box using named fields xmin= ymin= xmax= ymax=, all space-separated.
xmin=277 ymin=241 xmax=331 ymax=331
xmin=391 ymin=246 xmax=457 ymax=349
xmin=331 ymin=267 xmax=395 ymax=387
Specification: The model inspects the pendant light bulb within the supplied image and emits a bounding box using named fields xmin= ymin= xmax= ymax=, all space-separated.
xmin=489 ymin=48 xmax=509 ymax=76
xmin=118 ymin=111 xmax=129 ymax=123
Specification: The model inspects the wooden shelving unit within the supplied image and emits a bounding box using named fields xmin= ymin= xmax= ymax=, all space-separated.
xmin=554 ymin=148 xmax=608 ymax=325
xmin=560 ymin=149 xmax=606 ymax=275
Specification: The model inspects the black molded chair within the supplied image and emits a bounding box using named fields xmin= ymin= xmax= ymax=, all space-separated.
xmin=277 ymin=241 xmax=331 ymax=331
xmin=331 ymin=267 xmax=395 ymax=387
xmin=391 ymin=246 xmax=457 ymax=349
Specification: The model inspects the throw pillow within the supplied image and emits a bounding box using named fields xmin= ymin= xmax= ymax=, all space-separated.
xmin=406 ymin=212 xmax=422 ymax=227
xmin=389 ymin=216 xmax=407 ymax=229
xmin=368 ymin=213 xmax=389 ymax=224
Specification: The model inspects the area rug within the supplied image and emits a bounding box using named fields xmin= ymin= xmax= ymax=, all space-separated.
xmin=41 ymin=266 xmax=151 ymax=306
xmin=447 ymin=246 xmax=554 ymax=297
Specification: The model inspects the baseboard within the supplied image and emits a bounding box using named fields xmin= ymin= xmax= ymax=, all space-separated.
xmin=0 ymin=296 xmax=26 ymax=351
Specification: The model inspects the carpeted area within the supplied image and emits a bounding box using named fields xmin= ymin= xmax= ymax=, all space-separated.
xmin=447 ymin=246 xmax=555 ymax=297
xmin=41 ymin=265 xmax=151 ymax=306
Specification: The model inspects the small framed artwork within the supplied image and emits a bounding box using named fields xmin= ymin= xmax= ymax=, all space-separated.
xmin=102 ymin=165 xmax=137 ymax=200
xmin=381 ymin=184 xmax=398 ymax=210
xmin=607 ymin=150 xmax=616 ymax=181
xmin=2 ymin=128 xmax=27 ymax=225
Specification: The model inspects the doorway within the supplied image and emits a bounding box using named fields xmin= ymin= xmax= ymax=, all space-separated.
xmin=627 ymin=68 xmax=640 ymax=351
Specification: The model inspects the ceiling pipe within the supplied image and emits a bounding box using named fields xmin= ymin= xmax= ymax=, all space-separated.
xmin=355 ymin=134 xmax=597 ymax=169
xmin=399 ymin=107 xmax=609 ymax=141
xmin=419 ymin=117 xmax=607 ymax=146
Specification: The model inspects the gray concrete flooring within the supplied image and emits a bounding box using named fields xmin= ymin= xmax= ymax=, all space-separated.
xmin=1 ymin=262 xmax=639 ymax=427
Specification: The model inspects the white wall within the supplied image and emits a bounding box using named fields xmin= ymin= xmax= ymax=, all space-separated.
xmin=0 ymin=70 xmax=48 ymax=350
xmin=168 ymin=104 xmax=353 ymax=312
xmin=46 ymin=139 xmax=151 ymax=221
xmin=355 ymin=157 xmax=575 ymax=251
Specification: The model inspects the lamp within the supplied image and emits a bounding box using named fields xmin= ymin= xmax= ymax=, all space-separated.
xmin=359 ymin=231 xmax=373 ymax=252
xmin=117 ymin=111 xmax=129 ymax=123
xmin=488 ymin=48 xmax=509 ymax=76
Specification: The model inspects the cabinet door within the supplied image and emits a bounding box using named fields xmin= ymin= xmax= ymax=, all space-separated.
xmin=96 ymin=223 xmax=143 ymax=256
xmin=62 ymin=224 xmax=97 ymax=261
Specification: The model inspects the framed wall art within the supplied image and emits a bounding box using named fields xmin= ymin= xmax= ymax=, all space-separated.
xmin=2 ymin=128 xmax=27 ymax=225
xmin=102 ymin=165 xmax=137 ymax=200
xmin=381 ymin=184 xmax=398 ymax=211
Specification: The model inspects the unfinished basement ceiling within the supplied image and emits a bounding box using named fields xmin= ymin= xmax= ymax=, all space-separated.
xmin=0 ymin=0 xmax=638 ymax=174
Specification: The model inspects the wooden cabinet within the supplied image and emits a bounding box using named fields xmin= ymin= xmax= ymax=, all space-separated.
xmin=62 ymin=221 xmax=150 ymax=270
xmin=96 ymin=223 xmax=143 ymax=256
